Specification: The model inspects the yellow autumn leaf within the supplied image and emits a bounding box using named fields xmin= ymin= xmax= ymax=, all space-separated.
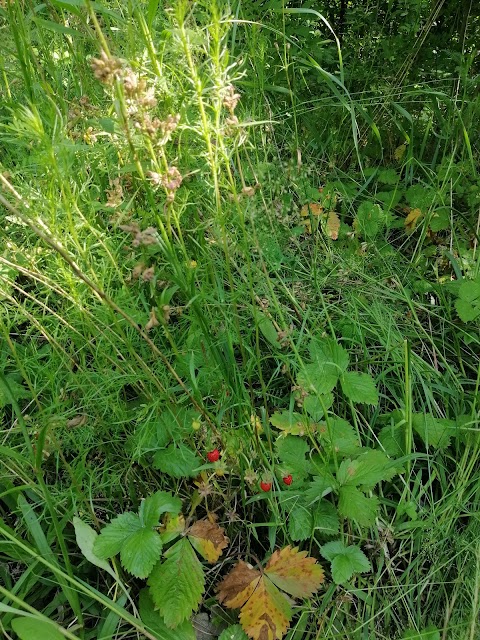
xmin=217 ymin=546 xmax=325 ymax=640
xmin=324 ymin=211 xmax=340 ymax=240
xmin=300 ymin=202 xmax=323 ymax=218
xmin=187 ymin=519 xmax=229 ymax=563
xmin=404 ymin=207 xmax=423 ymax=231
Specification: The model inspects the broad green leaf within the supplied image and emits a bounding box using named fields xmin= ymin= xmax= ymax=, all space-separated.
xmin=320 ymin=541 xmax=371 ymax=584
xmin=139 ymin=491 xmax=182 ymax=528
xmin=297 ymin=362 xmax=339 ymax=396
xmin=341 ymin=371 xmax=378 ymax=405
xmin=401 ymin=626 xmax=440 ymax=640
xmin=303 ymin=392 xmax=333 ymax=420
xmin=378 ymin=422 xmax=407 ymax=456
xmin=0 ymin=373 xmax=31 ymax=408
xmin=32 ymin=17 xmax=81 ymax=36
xmin=354 ymin=201 xmax=384 ymax=238
xmin=455 ymin=276 xmax=480 ymax=322
xmin=120 ymin=528 xmax=163 ymax=578
xmin=412 ymin=413 xmax=454 ymax=449
xmin=276 ymin=436 xmax=311 ymax=479
xmin=405 ymin=185 xmax=437 ymax=210
xmin=304 ymin=474 xmax=335 ymax=506
xmin=287 ymin=504 xmax=313 ymax=541
xmin=148 ymin=538 xmax=204 ymax=627
xmin=377 ymin=168 xmax=399 ymax=185
xmin=309 ymin=337 xmax=349 ymax=373
xmin=154 ymin=443 xmax=201 ymax=478
xmin=313 ymin=501 xmax=339 ymax=536
xmin=94 ymin=512 xmax=142 ymax=559
xmin=316 ymin=418 xmax=360 ymax=456
xmin=219 ymin=625 xmax=249 ymax=640
xmin=336 ymin=450 xmax=397 ymax=489
xmin=429 ymin=209 xmax=450 ymax=232
xmin=73 ymin=517 xmax=116 ymax=579
xmin=139 ymin=588 xmax=196 ymax=640
xmin=257 ymin=313 xmax=281 ymax=349
xmin=11 ymin=618 xmax=65 ymax=640
xmin=338 ymin=486 xmax=379 ymax=527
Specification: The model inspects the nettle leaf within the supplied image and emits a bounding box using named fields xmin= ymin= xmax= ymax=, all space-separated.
xmin=338 ymin=485 xmax=379 ymax=527
xmin=154 ymin=443 xmax=201 ymax=478
xmin=94 ymin=512 xmax=142 ymax=559
xmin=336 ymin=450 xmax=398 ymax=489
xmin=287 ymin=503 xmax=313 ymax=541
xmin=217 ymin=546 xmax=324 ymax=640
xmin=353 ymin=201 xmax=384 ymax=238
xmin=139 ymin=491 xmax=182 ymax=528
xmin=320 ymin=541 xmax=371 ymax=584
xmin=412 ymin=413 xmax=454 ymax=449
xmin=148 ymin=538 xmax=204 ymax=628
xmin=139 ymin=588 xmax=195 ymax=640
xmin=269 ymin=411 xmax=314 ymax=436
xmin=341 ymin=371 xmax=378 ymax=405
xmin=187 ymin=519 xmax=229 ymax=562
xmin=120 ymin=528 xmax=163 ymax=578
xmin=309 ymin=337 xmax=349 ymax=373
xmin=276 ymin=436 xmax=311 ymax=479
xmin=297 ymin=362 xmax=339 ymax=396
xmin=313 ymin=501 xmax=339 ymax=536
xmin=316 ymin=418 xmax=360 ymax=456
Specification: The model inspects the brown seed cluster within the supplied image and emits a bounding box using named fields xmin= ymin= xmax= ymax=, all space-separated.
xmin=90 ymin=50 xmax=123 ymax=85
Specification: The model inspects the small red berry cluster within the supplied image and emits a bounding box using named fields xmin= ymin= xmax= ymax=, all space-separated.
xmin=206 ymin=450 xmax=292 ymax=492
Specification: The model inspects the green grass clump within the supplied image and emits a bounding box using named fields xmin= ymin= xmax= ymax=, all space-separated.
xmin=0 ymin=1 xmax=479 ymax=639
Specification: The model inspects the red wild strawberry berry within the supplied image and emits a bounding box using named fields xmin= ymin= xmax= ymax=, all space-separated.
xmin=207 ymin=449 xmax=220 ymax=462
xmin=282 ymin=475 xmax=293 ymax=486
xmin=260 ymin=480 xmax=272 ymax=492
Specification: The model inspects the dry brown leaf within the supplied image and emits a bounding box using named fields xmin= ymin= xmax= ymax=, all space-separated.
xmin=404 ymin=207 xmax=422 ymax=231
xmin=217 ymin=547 xmax=324 ymax=640
xmin=145 ymin=308 xmax=159 ymax=332
xmin=325 ymin=211 xmax=340 ymax=240
xmin=66 ymin=415 xmax=87 ymax=428
xmin=187 ymin=519 xmax=229 ymax=563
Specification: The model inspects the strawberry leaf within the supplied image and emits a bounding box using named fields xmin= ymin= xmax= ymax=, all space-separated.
xmin=218 ymin=625 xmax=249 ymax=640
xmin=287 ymin=503 xmax=313 ymax=541
xmin=338 ymin=485 xmax=379 ymax=526
xmin=320 ymin=541 xmax=371 ymax=585
xmin=309 ymin=337 xmax=349 ymax=373
xmin=154 ymin=443 xmax=201 ymax=478
xmin=341 ymin=371 xmax=378 ymax=405
xmin=313 ymin=501 xmax=339 ymax=536
xmin=120 ymin=528 xmax=163 ymax=578
xmin=139 ymin=490 xmax=182 ymax=528
xmin=139 ymin=588 xmax=195 ymax=640
xmin=148 ymin=538 xmax=204 ymax=627
xmin=94 ymin=512 xmax=142 ymax=559
xmin=276 ymin=436 xmax=311 ymax=479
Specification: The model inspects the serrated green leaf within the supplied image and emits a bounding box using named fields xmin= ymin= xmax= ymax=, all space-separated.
xmin=378 ymin=422 xmax=407 ymax=456
xmin=429 ymin=209 xmax=450 ymax=232
xmin=303 ymin=392 xmax=333 ymax=420
xmin=11 ymin=618 xmax=65 ymax=640
xmin=455 ymin=277 xmax=480 ymax=322
xmin=154 ymin=444 xmax=201 ymax=478
xmin=338 ymin=486 xmax=379 ymax=526
xmin=139 ymin=588 xmax=196 ymax=640
xmin=219 ymin=625 xmax=249 ymax=640
xmin=120 ymin=528 xmax=163 ymax=578
xmin=309 ymin=337 xmax=349 ymax=373
xmin=455 ymin=297 xmax=480 ymax=322
xmin=73 ymin=517 xmax=116 ymax=579
xmin=287 ymin=504 xmax=313 ymax=541
xmin=94 ymin=512 xmax=142 ymax=559
xmin=313 ymin=501 xmax=339 ymax=536
xmin=354 ymin=201 xmax=384 ymax=238
xmin=401 ymin=625 xmax=440 ymax=640
xmin=139 ymin=491 xmax=182 ymax=528
xmin=336 ymin=450 xmax=397 ymax=489
xmin=316 ymin=418 xmax=360 ymax=456
xmin=0 ymin=373 xmax=31 ymax=408
xmin=405 ymin=185 xmax=437 ymax=210
xmin=377 ymin=168 xmax=399 ymax=185
xmin=276 ymin=436 xmax=311 ymax=479
xmin=412 ymin=413 xmax=454 ymax=449
xmin=297 ymin=362 xmax=339 ymax=396
xmin=341 ymin=371 xmax=378 ymax=405
xmin=148 ymin=538 xmax=204 ymax=627
xmin=304 ymin=474 xmax=335 ymax=506
xmin=320 ymin=541 xmax=371 ymax=584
